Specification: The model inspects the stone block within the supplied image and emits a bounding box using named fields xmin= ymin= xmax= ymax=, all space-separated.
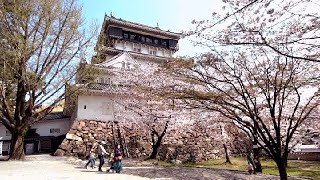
xmin=79 ymin=121 xmax=86 ymax=127
xmin=54 ymin=149 xmax=66 ymax=156
xmin=66 ymin=133 xmax=83 ymax=141
xmin=90 ymin=121 xmax=97 ymax=124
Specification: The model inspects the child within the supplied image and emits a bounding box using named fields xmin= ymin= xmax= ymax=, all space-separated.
xmin=107 ymin=154 xmax=115 ymax=173
xmin=85 ymin=145 xmax=96 ymax=169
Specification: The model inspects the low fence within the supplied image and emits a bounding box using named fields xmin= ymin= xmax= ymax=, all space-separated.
xmin=288 ymin=152 xmax=320 ymax=161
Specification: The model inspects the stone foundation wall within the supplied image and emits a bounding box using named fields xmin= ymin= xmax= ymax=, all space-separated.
xmin=54 ymin=120 xmax=114 ymax=158
xmin=54 ymin=119 xmax=225 ymax=162
xmin=288 ymin=152 xmax=320 ymax=161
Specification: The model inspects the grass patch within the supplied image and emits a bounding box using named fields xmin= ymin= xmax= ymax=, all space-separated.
xmin=146 ymin=159 xmax=175 ymax=167
xmin=262 ymin=159 xmax=320 ymax=180
xmin=147 ymin=157 xmax=320 ymax=180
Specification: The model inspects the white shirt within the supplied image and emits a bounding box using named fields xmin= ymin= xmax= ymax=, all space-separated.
xmin=98 ymin=144 xmax=107 ymax=156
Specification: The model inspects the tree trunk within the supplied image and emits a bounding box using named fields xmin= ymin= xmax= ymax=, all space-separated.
xmin=149 ymin=134 xmax=164 ymax=159
xmin=10 ymin=132 xmax=25 ymax=160
xmin=148 ymin=121 xmax=169 ymax=160
xmin=223 ymin=143 xmax=232 ymax=164
xmin=112 ymin=121 xmax=117 ymax=146
xmin=282 ymin=153 xmax=288 ymax=167
xmin=253 ymin=145 xmax=262 ymax=173
xmin=276 ymin=159 xmax=288 ymax=180
xmin=116 ymin=124 xmax=126 ymax=157
xmin=149 ymin=144 xmax=160 ymax=159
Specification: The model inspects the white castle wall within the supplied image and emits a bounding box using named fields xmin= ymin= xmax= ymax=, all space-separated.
xmin=32 ymin=119 xmax=71 ymax=137
xmin=76 ymin=95 xmax=115 ymax=121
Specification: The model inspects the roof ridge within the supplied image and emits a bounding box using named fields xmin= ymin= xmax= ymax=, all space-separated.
xmin=104 ymin=15 xmax=182 ymax=38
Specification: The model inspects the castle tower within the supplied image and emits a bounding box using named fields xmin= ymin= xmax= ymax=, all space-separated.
xmin=71 ymin=16 xmax=181 ymax=122
xmin=93 ymin=15 xmax=181 ymax=65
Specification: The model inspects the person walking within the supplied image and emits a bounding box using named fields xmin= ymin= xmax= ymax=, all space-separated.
xmin=85 ymin=145 xmax=96 ymax=169
xmin=113 ymin=144 xmax=123 ymax=173
xmin=97 ymin=141 xmax=108 ymax=172
xmin=247 ymin=152 xmax=256 ymax=174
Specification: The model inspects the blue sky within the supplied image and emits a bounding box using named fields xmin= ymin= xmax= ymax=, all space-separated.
xmin=79 ymin=0 xmax=219 ymax=56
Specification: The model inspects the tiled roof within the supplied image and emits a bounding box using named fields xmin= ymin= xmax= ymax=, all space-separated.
xmin=104 ymin=15 xmax=182 ymax=39
xmin=42 ymin=112 xmax=70 ymax=121
xmin=76 ymin=83 xmax=136 ymax=98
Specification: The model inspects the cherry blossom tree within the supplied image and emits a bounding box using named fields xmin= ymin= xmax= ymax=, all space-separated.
xmin=188 ymin=0 xmax=320 ymax=62
xmin=224 ymin=123 xmax=252 ymax=157
xmin=99 ymin=64 xmax=177 ymax=159
xmin=164 ymin=53 xmax=320 ymax=179
xmin=171 ymin=0 xmax=320 ymax=179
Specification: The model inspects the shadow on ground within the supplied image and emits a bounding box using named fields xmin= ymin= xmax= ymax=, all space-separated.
xmin=0 ymin=156 xmax=9 ymax=161
xmin=122 ymin=166 xmax=253 ymax=180
xmin=68 ymin=157 xmax=309 ymax=180
xmin=119 ymin=160 xmax=309 ymax=180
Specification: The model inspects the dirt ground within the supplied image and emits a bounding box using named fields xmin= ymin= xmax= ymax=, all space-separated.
xmin=0 ymin=154 xmax=308 ymax=180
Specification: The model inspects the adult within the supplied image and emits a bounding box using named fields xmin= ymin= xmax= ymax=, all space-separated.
xmin=246 ymin=152 xmax=256 ymax=174
xmin=113 ymin=144 xmax=123 ymax=173
xmin=97 ymin=141 xmax=107 ymax=172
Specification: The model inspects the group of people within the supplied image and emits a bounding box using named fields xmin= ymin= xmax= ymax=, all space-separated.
xmin=85 ymin=141 xmax=123 ymax=173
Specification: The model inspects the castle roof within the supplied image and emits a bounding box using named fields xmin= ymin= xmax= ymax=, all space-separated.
xmin=94 ymin=51 xmax=137 ymax=68
xmin=103 ymin=15 xmax=182 ymax=39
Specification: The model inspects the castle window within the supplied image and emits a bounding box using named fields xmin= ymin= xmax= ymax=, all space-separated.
xmin=146 ymin=37 xmax=152 ymax=43
xmin=50 ymin=128 xmax=60 ymax=134
xmin=134 ymin=47 xmax=141 ymax=52
xmin=141 ymin=36 xmax=145 ymax=42
xmin=161 ymin=40 xmax=168 ymax=47
xmin=154 ymin=38 xmax=159 ymax=44
xmin=123 ymin=32 xmax=129 ymax=39
xmin=108 ymin=27 xmax=123 ymax=38
xmin=134 ymin=35 xmax=141 ymax=41
xmin=6 ymin=130 xmax=10 ymax=136
xmin=169 ymin=39 xmax=178 ymax=49
xmin=149 ymin=50 xmax=156 ymax=55
xmin=130 ymin=34 xmax=135 ymax=40
xmin=84 ymin=105 xmax=86 ymax=109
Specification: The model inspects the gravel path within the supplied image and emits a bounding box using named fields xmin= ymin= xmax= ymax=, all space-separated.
xmin=0 ymin=154 xmax=309 ymax=180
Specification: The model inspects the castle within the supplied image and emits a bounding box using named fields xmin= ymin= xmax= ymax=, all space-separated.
xmin=55 ymin=16 xmax=232 ymax=162
xmin=69 ymin=15 xmax=181 ymax=122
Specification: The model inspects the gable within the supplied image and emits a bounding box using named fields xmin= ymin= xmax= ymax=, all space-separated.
xmin=95 ymin=52 xmax=139 ymax=69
